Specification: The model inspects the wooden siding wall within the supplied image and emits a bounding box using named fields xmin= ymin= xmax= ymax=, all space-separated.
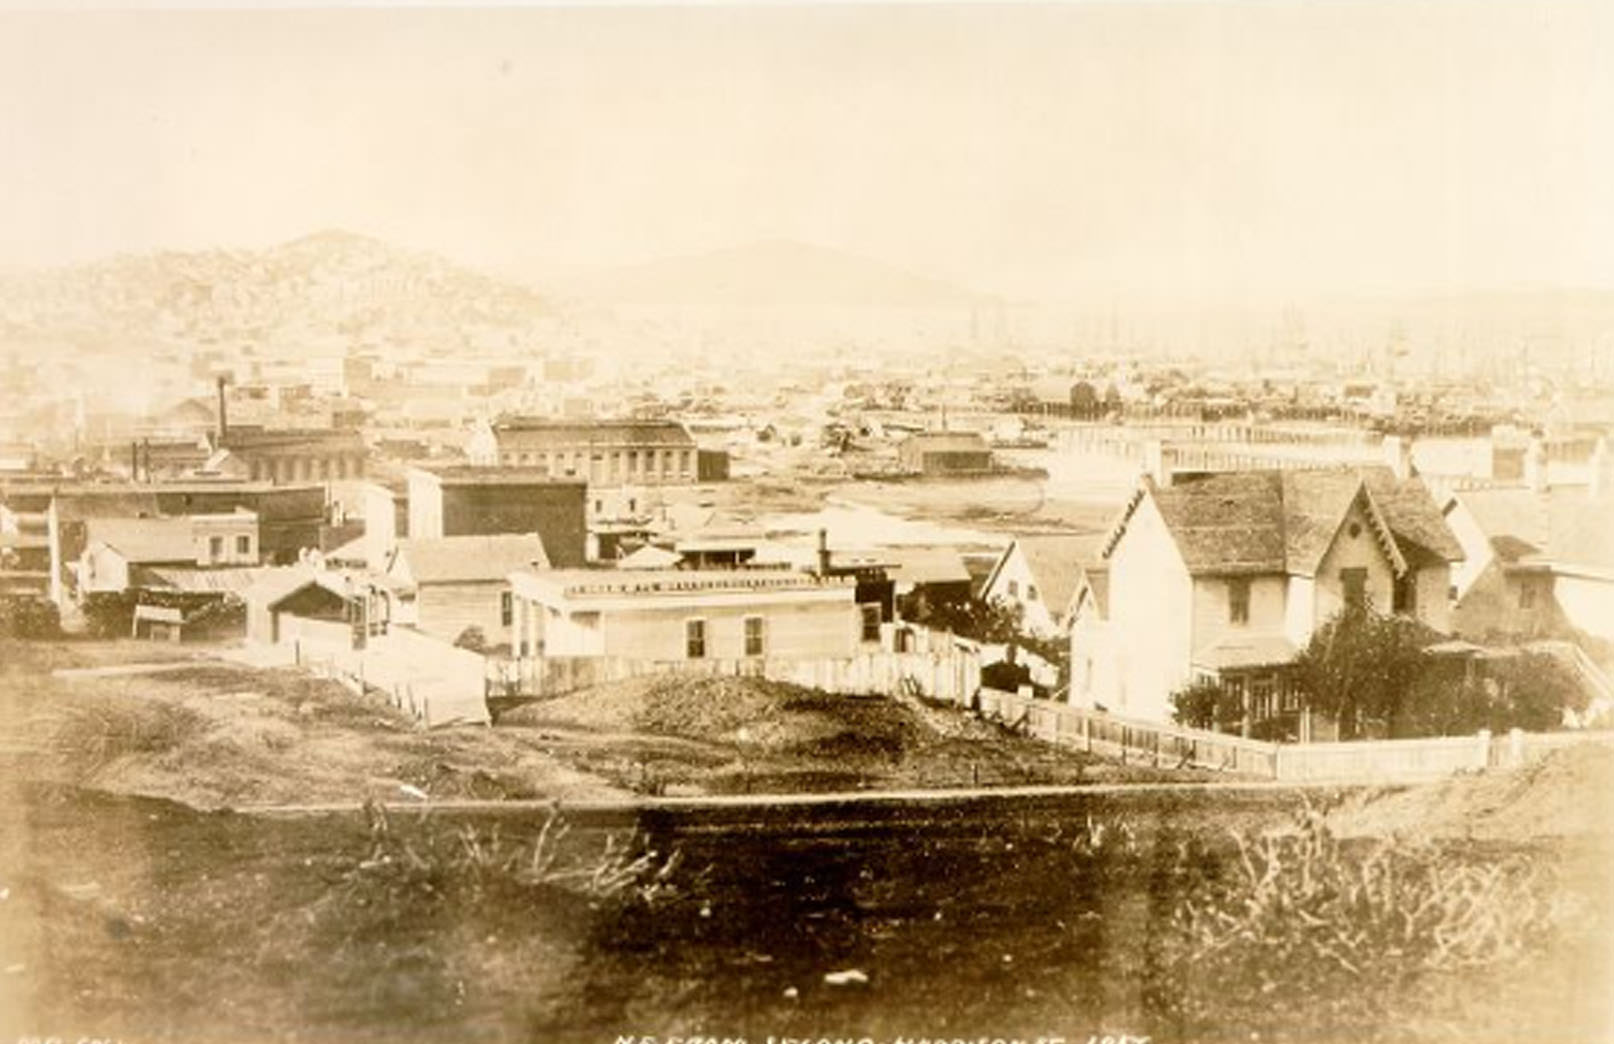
xmin=415 ymin=581 xmax=509 ymax=647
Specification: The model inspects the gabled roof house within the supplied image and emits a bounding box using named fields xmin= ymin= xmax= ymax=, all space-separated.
xmin=1085 ymin=466 xmax=1463 ymax=732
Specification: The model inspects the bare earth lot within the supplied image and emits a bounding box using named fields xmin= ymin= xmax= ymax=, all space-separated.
xmin=2 ymin=637 xmax=1612 ymax=1044
xmin=2 ymin=640 xmax=1198 ymax=811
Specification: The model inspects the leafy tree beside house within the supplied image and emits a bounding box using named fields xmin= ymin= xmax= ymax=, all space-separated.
xmin=1289 ymin=603 xmax=1437 ymax=740
xmin=1289 ymin=605 xmax=1589 ymax=740
xmin=1170 ymin=676 xmax=1246 ymax=733
xmin=899 ymin=588 xmax=1068 ymax=694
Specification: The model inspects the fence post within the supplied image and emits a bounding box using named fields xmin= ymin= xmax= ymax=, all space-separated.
xmin=1477 ymin=729 xmax=1492 ymax=772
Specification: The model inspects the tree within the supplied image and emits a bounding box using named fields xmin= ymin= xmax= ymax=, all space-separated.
xmin=1291 ymin=605 xmax=1590 ymax=739
xmin=898 ymin=589 xmax=1024 ymax=649
xmin=1486 ymin=652 xmax=1589 ymax=732
xmin=1170 ymin=676 xmax=1245 ymax=732
xmin=1289 ymin=604 xmax=1439 ymax=739
xmin=453 ymin=626 xmax=489 ymax=654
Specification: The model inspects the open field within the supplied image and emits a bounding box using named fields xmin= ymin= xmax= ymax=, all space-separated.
xmin=0 ymin=640 xmax=1204 ymax=811
xmin=0 ymin=777 xmax=1608 ymax=1044
xmin=4 ymin=637 xmax=1612 ymax=1042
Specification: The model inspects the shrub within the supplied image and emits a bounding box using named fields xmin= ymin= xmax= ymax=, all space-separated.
xmin=345 ymin=804 xmax=685 ymax=913
xmin=1170 ymin=676 xmax=1243 ymax=732
xmin=0 ymin=595 xmax=60 ymax=638
xmin=1153 ymin=802 xmax=1570 ymax=1026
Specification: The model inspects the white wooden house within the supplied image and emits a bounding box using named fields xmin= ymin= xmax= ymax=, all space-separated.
xmin=1084 ymin=467 xmax=1463 ymax=732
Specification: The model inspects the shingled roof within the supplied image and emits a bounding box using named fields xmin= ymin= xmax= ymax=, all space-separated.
xmin=1111 ymin=467 xmax=1461 ymax=577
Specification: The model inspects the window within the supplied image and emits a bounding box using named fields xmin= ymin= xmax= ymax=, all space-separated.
xmin=1341 ymin=567 xmax=1367 ymax=608
xmin=1007 ymin=579 xmax=1019 ymax=598
xmin=594 ymin=499 xmax=604 ymax=514
xmin=209 ymin=535 xmax=224 ymax=560
xmin=1519 ymin=578 xmax=1538 ymax=610
xmin=685 ymin=618 xmax=707 ymax=659
xmin=1251 ymin=674 xmax=1276 ymax=720
xmin=1026 ymin=584 xmax=1039 ymax=602
xmin=235 ymin=535 xmax=250 ymax=556
xmin=500 ymin=591 xmax=513 ymax=628
xmin=860 ymin=603 xmax=882 ymax=643
xmin=1392 ymin=574 xmax=1418 ymax=615
xmin=1228 ymin=577 xmax=1251 ymax=625
xmin=743 ymin=616 xmax=765 ymax=657
xmin=1280 ymin=676 xmax=1303 ymax=713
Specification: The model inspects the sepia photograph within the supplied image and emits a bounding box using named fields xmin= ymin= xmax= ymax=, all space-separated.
xmin=1 ymin=0 xmax=1612 ymax=1041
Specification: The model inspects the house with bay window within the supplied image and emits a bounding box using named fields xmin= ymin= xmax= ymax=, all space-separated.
xmin=1074 ymin=466 xmax=1463 ymax=738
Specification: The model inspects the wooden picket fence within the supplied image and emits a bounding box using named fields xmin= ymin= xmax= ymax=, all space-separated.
xmin=978 ymin=687 xmax=1614 ymax=782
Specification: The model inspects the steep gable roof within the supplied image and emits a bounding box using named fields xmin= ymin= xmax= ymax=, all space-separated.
xmin=1112 ymin=467 xmax=1459 ymax=578
xmin=985 ymin=532 xmax=1104 ymax=613
xmin=1071 ymin=564 xmax=1110 ymax=620
xmin=1358 ymin=467 xmax=1465 ymax=563
xmin=1017 ymin=533 xmax=1104 ymax=613
xmin=1148 ymin=472 xmax=1290 ymax=574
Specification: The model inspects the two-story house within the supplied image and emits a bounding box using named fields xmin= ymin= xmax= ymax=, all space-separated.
xmin=981 ymin=533 xmax=1103 ymax=638
xmin=78 ymin=510 xmax=261 ymax=598
xmin=1076 ymin=467 xmax=1463 ymax=735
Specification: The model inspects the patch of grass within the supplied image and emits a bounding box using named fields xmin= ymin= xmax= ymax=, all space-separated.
xmin=1151 ymin=801 xmax=1582 ymax=1033
xmin=46 ymin=695 xmax=210 ymax=777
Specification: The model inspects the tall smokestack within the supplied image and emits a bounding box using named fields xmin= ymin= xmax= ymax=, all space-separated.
xmin=816 ymin=528 xmax=831 ymax=577
xmin=130 ymin=441 xmax=139 ymax=482
xmin=216 ymin=375 xmax=229 ymax=446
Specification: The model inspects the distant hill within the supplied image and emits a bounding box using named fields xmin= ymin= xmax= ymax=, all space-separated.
xmin=553 ymin=239 xmax=995 ymax=312
xmin=0 ymin=230 xmax=550 ymax=359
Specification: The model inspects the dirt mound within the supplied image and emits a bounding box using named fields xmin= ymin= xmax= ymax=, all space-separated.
xmin=504 ymin=674 xmax=934 ymax=758
xmin=1330 ymin=742 xmax=1614 ymax=841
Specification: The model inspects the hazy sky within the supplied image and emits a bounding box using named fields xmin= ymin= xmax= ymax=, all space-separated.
xmin=3 ymin=1 xmax=1612 ymax=304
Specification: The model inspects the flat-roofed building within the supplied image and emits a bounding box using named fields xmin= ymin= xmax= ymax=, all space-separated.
xmin=506 ymin=568 xmax=858 ymax=661
xmin=467 ymin=418 xmax=702 ymax=486
xmin=405 ymin=465 xmax=587 ymax=567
